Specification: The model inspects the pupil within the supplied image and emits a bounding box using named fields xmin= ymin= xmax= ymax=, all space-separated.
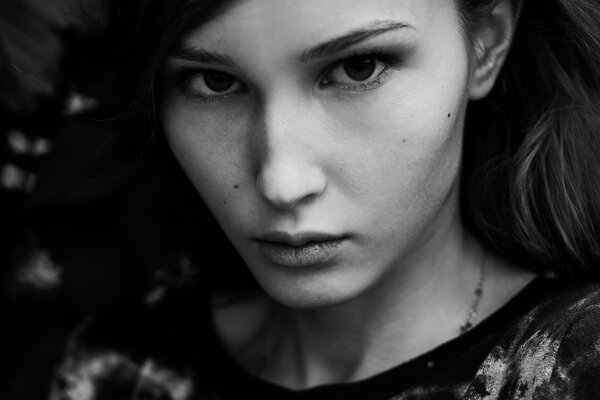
xmin=203 ymin=72 xmax=235 ymax=92
xmin=343 ymin=57 xmax=376 ymax=81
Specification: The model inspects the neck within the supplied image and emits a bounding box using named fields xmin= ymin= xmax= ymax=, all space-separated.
xmin=258 ymin=220 xmax=488 ymax=389
xmin=214 ymin=216 xmax=535 ymax=390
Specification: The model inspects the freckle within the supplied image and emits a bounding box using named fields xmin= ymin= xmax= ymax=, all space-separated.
xmin=234 ymin=184 xmax=239 ymax=189
xmin=402 ymin=139 xmax=406 ymax=143
xmin=223 ymin=200 xmax=227 ymax=204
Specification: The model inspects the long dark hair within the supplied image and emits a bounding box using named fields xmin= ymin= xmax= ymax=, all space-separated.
xmin=460 ymin=0 xmax=600 ymax=279
xmin=96 ymin=0 xmax=600 ymax=296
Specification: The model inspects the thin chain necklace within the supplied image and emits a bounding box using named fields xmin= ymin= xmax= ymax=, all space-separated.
xmin=252 ymin=251 xmax=488 ymax=378
xmin=459 ymin=251 xmax=486 ymax=334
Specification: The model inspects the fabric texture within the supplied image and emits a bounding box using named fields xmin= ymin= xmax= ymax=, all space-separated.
xmin=48 ymin=276 xmax=600 ymax=400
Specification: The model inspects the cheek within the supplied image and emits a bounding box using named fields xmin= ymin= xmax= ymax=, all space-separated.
xmin=330 ymin=77 xmax=467 ymax=196
xmin=320 ymin=70 xmax=469 ymax=248
xmin=161 ymin=98 xmax=251 ymax=216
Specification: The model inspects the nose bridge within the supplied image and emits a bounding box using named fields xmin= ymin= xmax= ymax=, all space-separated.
xmin=263 ymin=94 xmax=310 ymax=160
xmin=254 ymin=92 xmax=327 ymax=210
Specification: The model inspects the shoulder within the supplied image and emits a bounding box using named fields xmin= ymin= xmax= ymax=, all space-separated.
xmin=466 ymin=280 xmax=600 ymax=399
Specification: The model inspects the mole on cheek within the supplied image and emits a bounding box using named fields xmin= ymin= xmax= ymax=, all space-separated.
xmin=447 ymin=113 xmax=451 ymax=118
xmin=234 ymin=184 xmax=239 ymax=189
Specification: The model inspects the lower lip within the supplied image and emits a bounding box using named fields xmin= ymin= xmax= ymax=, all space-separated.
xmin=257 ymin=239 xmax=346 ymax=268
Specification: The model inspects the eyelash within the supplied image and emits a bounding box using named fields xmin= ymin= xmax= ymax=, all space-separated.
xmin=171 ymin=70 xmax=243 ymax=103
xmin=320 ymin=50 xmax=402 ymax=92
xmin=173 ymin=50 xmax=402 ymax=102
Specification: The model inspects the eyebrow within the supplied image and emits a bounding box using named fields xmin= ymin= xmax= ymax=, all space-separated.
xmin=167 ymin=20 xmax=414 ymax=67
xmin=299 ymin=20 xmax=415 ymax=62
xmin=167 ymin=47 xmax=237 ymax=67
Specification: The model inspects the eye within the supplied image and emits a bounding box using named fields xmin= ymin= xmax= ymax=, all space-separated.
xmin=342 ymin=57 xmax=379 ymax=81
xmin=185 ymin=70 xmax=244 ymax=99
xmin=321 ymin=54 xmax=394 ymax=90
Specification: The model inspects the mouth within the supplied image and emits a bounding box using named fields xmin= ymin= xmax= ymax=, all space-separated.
xmin=253 ymin=231 xmax=349 ymax=268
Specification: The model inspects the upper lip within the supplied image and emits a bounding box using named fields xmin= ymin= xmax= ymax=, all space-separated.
xmin=254 ymin=231 xmax=347 ymax=246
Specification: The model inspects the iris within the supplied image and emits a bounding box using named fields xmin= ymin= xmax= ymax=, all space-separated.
xmin=343 ymin=57 xmax=376 ymax=81
xmin=203 ymin=72 xmax=236 ymax=92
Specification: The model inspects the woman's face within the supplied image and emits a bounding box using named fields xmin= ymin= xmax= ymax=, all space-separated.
xmin=162 ymin=0 xmax=476 ymax=308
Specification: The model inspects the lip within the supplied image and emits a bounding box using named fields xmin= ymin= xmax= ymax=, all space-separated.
xmin=253 ymin=231 xmax=348 ymax=268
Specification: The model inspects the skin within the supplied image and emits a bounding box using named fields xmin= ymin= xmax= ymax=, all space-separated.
xmin=161 ymin=0 xmax=534 ymax=389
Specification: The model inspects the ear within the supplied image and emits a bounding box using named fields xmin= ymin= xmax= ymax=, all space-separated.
xmin=468 ymin=0 xmax=519 ymax=100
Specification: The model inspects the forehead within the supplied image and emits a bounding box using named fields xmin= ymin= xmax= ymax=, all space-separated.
xmin=178 ymin=0 xmax=452 ymax=60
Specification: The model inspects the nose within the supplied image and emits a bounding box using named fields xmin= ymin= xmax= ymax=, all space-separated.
xmin=255 ymin=100 xmax=327 ymax=211
xmin=257 ymin=154 xmax=327 ymax=210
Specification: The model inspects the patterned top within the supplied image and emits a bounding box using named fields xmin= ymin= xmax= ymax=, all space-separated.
xmin=48 ymin=276 xmax=600 ymax=399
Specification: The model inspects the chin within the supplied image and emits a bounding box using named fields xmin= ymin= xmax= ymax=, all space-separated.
xmin=251 ymin=265 xmax=372 ymax=310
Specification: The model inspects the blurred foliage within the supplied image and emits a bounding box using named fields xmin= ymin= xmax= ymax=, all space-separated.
xmin=0 ymin=0 xmax=65 ymax=112
xmin=0 ymin=1 xmax=141 ymax=398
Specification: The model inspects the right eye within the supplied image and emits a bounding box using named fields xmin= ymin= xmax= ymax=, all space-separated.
xmin=184 ymin=70 xmax=245 ymax=100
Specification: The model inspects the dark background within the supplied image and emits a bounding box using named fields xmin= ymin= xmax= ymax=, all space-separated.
xmin=0 ymin=1 xmax=143 ymax=397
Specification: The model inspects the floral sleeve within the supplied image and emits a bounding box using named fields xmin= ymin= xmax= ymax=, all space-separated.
xmin=465 ymin=285 xmax=600 ymax=400
xmin=46 ymin=299 xmax=204 ymax=400
xmin=48 ymin=345 xmax=196 ymax=400
xmin=534 ymin=306 xmax=600 ymax=399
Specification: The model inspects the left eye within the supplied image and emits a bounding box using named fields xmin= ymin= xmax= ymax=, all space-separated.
xmin=321 ymin=55 xmax=389 ymax=88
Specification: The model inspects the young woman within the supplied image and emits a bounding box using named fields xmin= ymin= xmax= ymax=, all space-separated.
xmin=50 ymin=0 xmax=600 ymax=398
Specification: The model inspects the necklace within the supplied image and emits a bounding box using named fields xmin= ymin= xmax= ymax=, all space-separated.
xmin=252 ymin=251 xmax=488 ymax=378
xmin=459 ymin=251 xmax=486 ymax=334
